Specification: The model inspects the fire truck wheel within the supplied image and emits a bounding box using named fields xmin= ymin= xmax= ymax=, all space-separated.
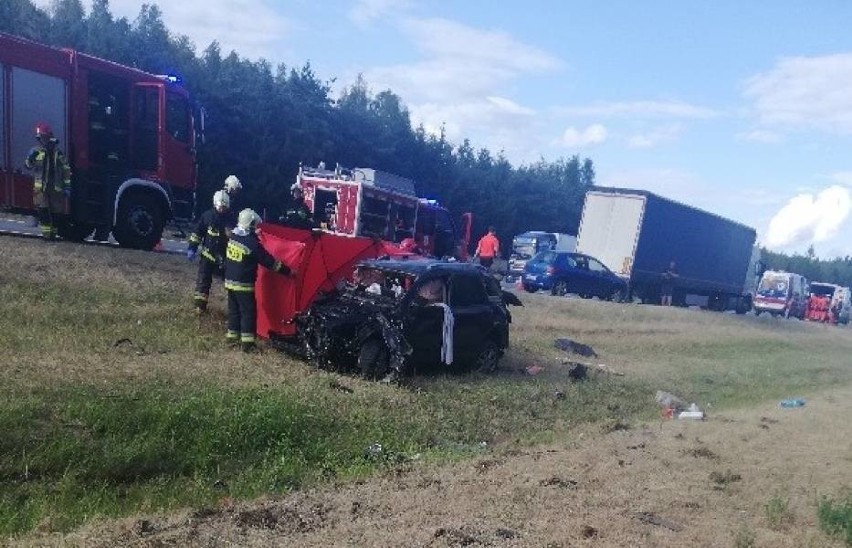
xmin=56 ymin=221 xmax=93 ymax=242
xmin=114 ymin=193 xmax=164 ymax=250
xmin=358 ymin=338 xmax=390 ymax=380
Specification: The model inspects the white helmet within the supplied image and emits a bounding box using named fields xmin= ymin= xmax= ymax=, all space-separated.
xmin=213 ymin=190 xmax=230 ymax=208
xmin=224 ymin=175 xmax=242 ymax=192
xmin=237 ymin=208 xmax=262 ymax=230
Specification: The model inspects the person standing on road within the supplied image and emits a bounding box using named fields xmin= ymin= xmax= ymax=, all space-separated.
xmin=187 ymin=190 xmax=235 ymax=313
xmin=225 ymin=209 xmax=294 ymax=351
xmin=25 ymin=123 xmax=71 ymax=240
xmin=660 ymin=261 xmax=679 ymax=306
xmin=474 ymin=226 xmax=500 ymax=268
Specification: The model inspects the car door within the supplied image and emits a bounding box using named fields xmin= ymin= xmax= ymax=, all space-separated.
xmin=567 ymin=254 xmax=593 ymax=295
xmin=403 ymin=275 xmax=447 ymax=367
xmin=448 ymin=273 xmax=493 ymax=362
xmin=586 ymin=257 xmax=612 ymax=297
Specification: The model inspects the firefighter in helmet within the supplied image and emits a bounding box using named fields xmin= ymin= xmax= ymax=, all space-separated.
xmin=223 ymin=174 xmax=242 ymax=209
xmin=278 ymin=184 xmax=316 ymax=229
xmin=225 ymin=209 xmax=294 ymax=351
xmin=187 ymin=190 xmax=235 ymax=313
xmin=25 ymin=123 xmax=72 ymax=239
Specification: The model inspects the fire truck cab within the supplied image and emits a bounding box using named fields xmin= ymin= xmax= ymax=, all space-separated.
xmin=294 ymin=164 xmax=471 ymax=260
xmin=0 ymin=32 xmax=196 ymax=249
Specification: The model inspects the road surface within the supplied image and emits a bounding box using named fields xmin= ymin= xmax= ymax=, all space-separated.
xmin=0 ymin=215 xmax=188 ymax=255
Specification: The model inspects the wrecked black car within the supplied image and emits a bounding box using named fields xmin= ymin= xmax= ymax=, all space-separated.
xmin=295 ymin=259 xmax=522 ymax=380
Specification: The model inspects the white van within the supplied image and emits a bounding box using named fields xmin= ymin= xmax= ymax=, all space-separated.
xmin=753 ymin=271 xmax=808 ymax=319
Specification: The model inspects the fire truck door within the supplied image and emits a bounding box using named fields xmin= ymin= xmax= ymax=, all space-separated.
xmin=162 ymin=90 xmax=194 ymax=188
xmin=131 ymin=84 xmax=160 ymax=175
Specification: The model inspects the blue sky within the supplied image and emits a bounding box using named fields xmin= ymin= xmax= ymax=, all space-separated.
xmin=36 ymin=0 xmax=852 ymax=257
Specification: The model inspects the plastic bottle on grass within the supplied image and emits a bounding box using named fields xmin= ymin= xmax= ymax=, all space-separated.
xmin=779 ymin=398 xmax=806 ymax=408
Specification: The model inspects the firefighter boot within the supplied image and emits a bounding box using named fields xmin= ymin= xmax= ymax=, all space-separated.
xmin=194 ymin=293 xmax=209 ymax=314
xmin=240 ymin=334 xmax=257 ymax=353
xmin=226 ymin=331 xmax=240 ymax=348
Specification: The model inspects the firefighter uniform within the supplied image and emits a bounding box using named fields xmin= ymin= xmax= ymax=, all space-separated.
xmin=188 ymin=191 xmax=235 ymax=312
xmin=225 ymin=209 xmax=292 ymax=351
xmin=25 ymin=124 xmax=71 ymax=239
xmin=279 ymin=185 xmax=316 ymax=229
xmin=279 ymin=201 xmax=315 ymax=229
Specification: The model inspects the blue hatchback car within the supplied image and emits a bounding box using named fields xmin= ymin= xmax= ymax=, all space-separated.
xmin=521 ymin=251 xmax=628 ymax=301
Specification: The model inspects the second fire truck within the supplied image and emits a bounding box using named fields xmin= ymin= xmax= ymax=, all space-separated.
xmin=293 ymin=164 xmax=472 ymax=260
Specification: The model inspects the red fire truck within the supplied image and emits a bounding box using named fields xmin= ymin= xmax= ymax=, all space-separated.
xmin=294 ymin=164 xmax=472 ymax=260
xmin=0 ymin=32 xmax=197 ymax=248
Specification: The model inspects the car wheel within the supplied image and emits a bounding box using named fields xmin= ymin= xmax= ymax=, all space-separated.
xmin=474 ymin=340 xmax=501 ymax=373
xmin=608 ymin=288 xmax=625 ymax=303
xmin=358 ymin=338 xmax=390 ymax=380
xmin=523 ymin=284 xmax=537 ymax=293
xmin=551 ymin=280 xmax=568 ymax=296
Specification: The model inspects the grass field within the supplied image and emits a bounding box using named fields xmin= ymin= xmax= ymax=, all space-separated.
xmin=1 ymin=236 xmax=851 ymax=543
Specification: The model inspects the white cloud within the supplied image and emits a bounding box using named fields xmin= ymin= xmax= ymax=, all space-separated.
xmin=627 ymin=124 xmax=683 ymax=149
xmin=556 ymin=100 xmax=719 ymax=120
xmin=363 ymin=17 xmax=561 ymax=161
xmin=745 ymin=53 xmax=852 ymax=134
xmin=349 ymin=0 xmax=411 ymax=26
xmin=736 ymin=129 xmax=783 ymax=143
xmin=765 ymin=185 xmax=852 ymax=249
xmin=555 ymin=124 xmax=607 ymax=148
xmin=32 ymin=0 xmax=291 ymax=60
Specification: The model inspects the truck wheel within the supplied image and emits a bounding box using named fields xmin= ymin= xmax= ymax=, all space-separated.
xmin=114 ymin=193 xmax=165 ymax=250
xmin=358 ymin=338 xmax=390 ymax=380
xmin=551 ymin=280 xmax=569 ymax=296
xmin=56 ymin=220 xmax=94 ymax=243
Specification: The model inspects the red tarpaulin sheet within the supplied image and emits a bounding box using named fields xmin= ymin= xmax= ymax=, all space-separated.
xmin=255 ymin=223 xmax=415 ymax=338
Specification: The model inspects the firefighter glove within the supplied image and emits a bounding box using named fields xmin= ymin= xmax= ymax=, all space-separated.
xmin=186 ymin=248 xmax=197 ymax=261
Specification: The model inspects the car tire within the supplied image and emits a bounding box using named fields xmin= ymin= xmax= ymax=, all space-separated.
xmin=608 ymin=288 xmax=625 ymax=303
xmin=474 ymin=339 xmax=501 ymax=373
xmin=523 ymin=284 xmax=537 ymax=293
xmin=551 ymin=280 xmax=568 ymax=296
xmin=358 ymin=337 xmax=390 ymax=380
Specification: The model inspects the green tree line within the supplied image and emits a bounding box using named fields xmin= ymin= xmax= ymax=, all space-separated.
xmin=0 ymin=0 xmax=595 ymax=244
xmin=761 ymin=246 xmax=852 ymax=288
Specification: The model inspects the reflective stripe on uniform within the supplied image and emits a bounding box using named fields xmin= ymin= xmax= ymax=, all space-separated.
xmin=207 ymin=228 xmax=220 ymax=237
xmin=240 ymin=334 xmax=256 ymax=343
xmin=225 ymin=280 xmax=255 ymax=292
xmin=226 ymin=330 xmax=239 ymax=340
xmin=194 ymin=293 xmax=208 ymax=302
xmin=188 ymin=234 xmax=201 ymax=244
xmin=200 ymin=249 xmax=217 ymax=262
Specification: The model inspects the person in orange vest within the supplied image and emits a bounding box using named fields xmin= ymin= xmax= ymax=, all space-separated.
xmin=474 ymin=226 xmax=500 ymax=268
